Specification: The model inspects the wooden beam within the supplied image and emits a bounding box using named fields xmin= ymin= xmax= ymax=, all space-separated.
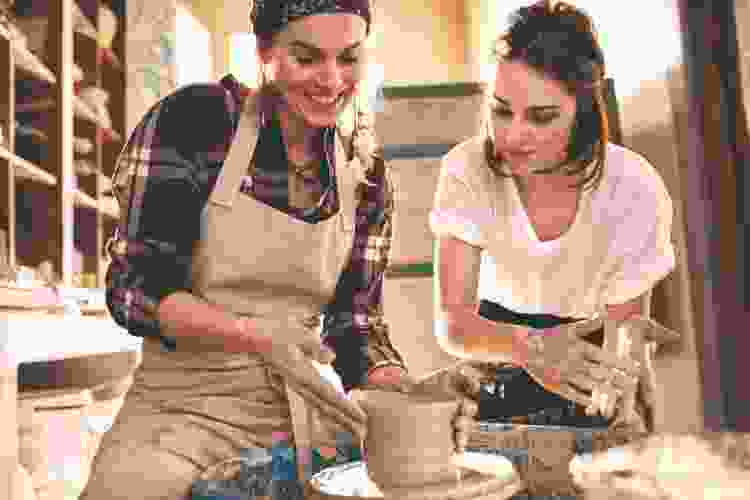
xmin=0 ymin=30 xmax=15 ymax=270
xmin=47 ymin=0 xmax=76 ymax=286
xmin=676 ymin=0 xmax=749 ymax=431
xmin=76 ymin=0 xmax=102 ymax=284
xmin=101 ymin=0 xmax=128 ymax=288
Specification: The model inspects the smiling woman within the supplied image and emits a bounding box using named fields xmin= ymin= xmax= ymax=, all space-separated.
xmin=79 ymin=2 xmax=413 ymax=499
xmin=256 ymin=15 xmax=367 ymax=129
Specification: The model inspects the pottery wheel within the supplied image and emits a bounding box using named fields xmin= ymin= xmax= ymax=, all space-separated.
xmin=310 ymin=452 xmax=523 ymax=500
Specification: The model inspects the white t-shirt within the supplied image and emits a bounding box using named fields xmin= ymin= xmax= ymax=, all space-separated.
xmin=429 ymin=136 xmax=676 ymax=318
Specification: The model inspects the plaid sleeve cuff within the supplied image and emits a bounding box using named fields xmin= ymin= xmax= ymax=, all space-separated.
xmin=323 ymin=322 xmax=408 ymax=391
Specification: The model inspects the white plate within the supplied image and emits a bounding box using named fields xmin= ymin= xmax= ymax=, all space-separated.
xmin=311 ymin=452 xmax=516 ymax=498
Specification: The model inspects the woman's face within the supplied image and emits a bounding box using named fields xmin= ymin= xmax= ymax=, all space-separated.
xmin=260 ymin=14 xmax=368 ymax=128
xmin=491 ymin=60 xmax=577 ymax=178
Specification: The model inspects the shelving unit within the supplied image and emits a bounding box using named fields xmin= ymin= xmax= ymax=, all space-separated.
xmin=0 ymin=5 xmax=134 ymax=499
xmin=0 ymin=0 xmax=125 ymax=291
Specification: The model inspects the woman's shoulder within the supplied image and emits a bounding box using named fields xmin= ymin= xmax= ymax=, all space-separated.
xmin=598 ymin=142 xmax=673 ymax=215
xmin=442 ymin=135 xmax=498 ymax=188
xmin=149 ymin=74 xmax=248 ymax=137
xmin=444 ymin=135 xmax=486 ymax=165
xmin=164 ymin=75 xmax=242 ymax=109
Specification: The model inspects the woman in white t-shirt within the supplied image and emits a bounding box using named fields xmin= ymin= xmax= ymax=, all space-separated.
xmin=429 ymin=1 xmax=677 ymax=430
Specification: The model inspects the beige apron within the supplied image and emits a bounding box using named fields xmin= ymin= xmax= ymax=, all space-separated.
xmin=80 ymin=95 xmax=358 ymax=500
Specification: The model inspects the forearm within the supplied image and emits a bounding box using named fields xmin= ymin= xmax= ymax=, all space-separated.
xmin=435 ymin=305 xmax=529 ymax=364
xmin=157 ymin=291 xmax=257 ymax=352
xmin=433 ymin=235 xmax=528 ymax=363
xmin=324 ymin=318 xmax=408 ymax=391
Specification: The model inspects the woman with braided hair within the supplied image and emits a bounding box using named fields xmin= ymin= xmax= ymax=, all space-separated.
xmin=79 ymin=2 xmax=483 ymax=499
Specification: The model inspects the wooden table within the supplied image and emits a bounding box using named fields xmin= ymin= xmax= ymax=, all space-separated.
xmin=1 ymin=310 xmax=142 ymax=500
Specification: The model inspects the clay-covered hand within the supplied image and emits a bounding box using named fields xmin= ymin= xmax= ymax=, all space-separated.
xmin=570 ymin=432 xmax=750 ymax=500
xmin=296 ymin=331 xmax=337 ymax=365
xmin=516 ymin=317 xmax=641 ymax=419
xmin=253 ymin=327 xmax=368 ymax=442
xmin=367 ymin=364 xmax=409 ymax=387
xmin=605 ymin=345 xmax=656 ymax=435
xmin=604 ymin=316 xmax=676 ymax=433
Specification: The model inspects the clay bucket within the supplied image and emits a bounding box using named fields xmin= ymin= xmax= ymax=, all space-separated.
xmin=352 ymin=389 xmax=461 ymax=490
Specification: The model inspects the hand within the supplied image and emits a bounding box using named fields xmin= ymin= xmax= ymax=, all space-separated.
xmin=516 ymin=317 xmax=641 ymax=419
xmin=570 ymin=433 xmax=750 ymax=500
xmin=607 ymin=316 xmax=678 ymax=432
xmin=609 ymin=349 xmax=657 ymax=435
xmin=367 ymin=365 xmax=408 ymax=387
xmin=242 ymin=319 xmax=368 ymax=441
xmin=637 ymin=341 xmax=658 ymax=431
xmin=297 ymin=332 xmax=337 ymax=365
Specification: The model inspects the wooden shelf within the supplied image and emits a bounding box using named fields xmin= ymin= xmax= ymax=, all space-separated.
xmin=13 ymin=48 xmax=57 ymax=84
xmin=0 ymin=145 xmax=118 ymax=220
xmin=0 ymin=145 xmax=57 ymax=185
xmin=0 ymin=3 xmax=129 ymax=498
xmin=0 ymin=0 xmax=126 ymax=287
xmin=3 ymin=311 xmax=141 ymax=365
xmin=0 ymin=20 xmax=57 ymax=85
xmin=73 ymin=190 xmax=119 ymax=219
xmin=0 ymin=285 xmax=62 ymax=310
xmin=17 ymin=112 xmax=121 ymax=145
xmin=15 ymin=123 xmax=99 ymax=161
xmin=16 ymin=94 xmax=112 ymax=131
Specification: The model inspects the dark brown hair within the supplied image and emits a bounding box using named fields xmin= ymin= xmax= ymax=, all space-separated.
xmin=486 ymin=0 xmax=608 ymax=192
xmin=249 ymin=0 xmax=375 ymax=51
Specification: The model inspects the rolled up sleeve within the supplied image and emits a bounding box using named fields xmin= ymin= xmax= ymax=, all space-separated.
xmin=602 ymin=170 xmax=677 ymax=306
xmin=322 ymin=156 xmax=407 ymax=391
xmin=106 ymin=81 xmax=239 ymax=344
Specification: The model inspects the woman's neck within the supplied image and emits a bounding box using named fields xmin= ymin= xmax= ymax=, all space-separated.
xmin=276 ymin=102 xmax=321 ymax=164
xmin=514 ymin=171 xmax=581 ymax=200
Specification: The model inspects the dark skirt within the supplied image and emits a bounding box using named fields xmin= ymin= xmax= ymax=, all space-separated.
xmin=476 ymin=300 xmax=609 ymax=428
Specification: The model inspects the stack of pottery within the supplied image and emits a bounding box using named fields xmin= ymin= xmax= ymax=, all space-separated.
xmin=308 ymin=389 xmax=522 ymax=500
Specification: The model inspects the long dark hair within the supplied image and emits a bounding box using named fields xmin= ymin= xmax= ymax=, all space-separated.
xmin=485 ymin=0 xmax=608 ymax=192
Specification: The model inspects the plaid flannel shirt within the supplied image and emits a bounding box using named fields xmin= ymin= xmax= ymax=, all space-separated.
xmin=105 ymin=74 xmax=405 ymax=391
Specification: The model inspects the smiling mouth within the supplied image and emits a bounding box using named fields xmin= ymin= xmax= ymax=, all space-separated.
xmin=306 ymin=92 xmax=346 ymax=107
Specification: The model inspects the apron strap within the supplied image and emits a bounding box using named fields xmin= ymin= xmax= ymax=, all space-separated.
xmin=333 ymin=129 xmax=358 ymax=234
xmin=284 ymin=381 xmax=313 ymax=486
xmin=209 ymin=95 xmax=260 ymax=208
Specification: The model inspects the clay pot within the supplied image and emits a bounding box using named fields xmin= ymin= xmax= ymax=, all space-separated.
xmin=353 ymin=389 xmax=461 ymax=489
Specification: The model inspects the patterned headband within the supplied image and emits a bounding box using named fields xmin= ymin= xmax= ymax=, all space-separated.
xmin=251 ymin=0 xmax=372 ymax=40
